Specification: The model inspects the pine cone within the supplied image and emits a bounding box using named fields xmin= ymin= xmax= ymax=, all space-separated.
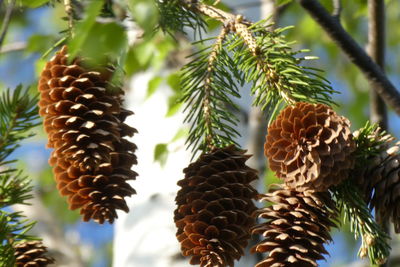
xmin=252 ymin=184 xmax=337 ymax=267
xmin=38 ymin=46 xmax=138 ymax=224
xmin=14 ymin=241 xmax=54 ymax=267
xmin=174 ymin=145 xmax=258 ymax=267
xmin=353 ymin=129 xmax=400 ymax=232
xmin=264 ymin=102 xmax=355 ymax=192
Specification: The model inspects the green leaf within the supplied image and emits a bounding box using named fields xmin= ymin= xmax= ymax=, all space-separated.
xmin=82 ymin=22 xmax=127 ymax=60
xmin=167 ymin=72 xmax=180 ymax=92
xmin=171 ymin=128 xmax=188 ymax=143
xmin=26 ymin=34 xmax=55 ymax=54
xmin=35 ymin=58 xmax=47 ymax=77
xmin=277 ymin=0 xmax=293 ymax=6
xmin=166 ymin=99 xmax=182 ymax=117
xmin=128 ymin=0 xmax=159 ymax=33
xmin=125 ymin=41 xmax=155 ymax=76
xmin=154 ymin=143 xmax=168 ymax=167
xmin=124 ymin=48 xmax=141 ymax=76
xmin=68 ymin=0 xmax=104 ymax=60
xmin=19 ymin=0 xmax=49 ymax=8
xmin=147 ymin=76 xmax=163 ymax=98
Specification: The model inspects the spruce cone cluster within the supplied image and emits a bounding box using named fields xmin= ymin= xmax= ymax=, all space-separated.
xmin=174 ymin=145 xmax=258 ymax=267
xmin=354 ymin=129 xmax=400 ymax=232
xmin=264 ymin=102 xmax=355 ymax=192
xmin=14 ymin=241 xmax=54 ymax=267
xmin=252 ymin=184 xmax=337 ymax=267
xmin=38 ymin=46 xmax=138 ymax=224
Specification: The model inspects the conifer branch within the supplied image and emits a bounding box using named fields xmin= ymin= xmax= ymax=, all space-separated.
xmin=181 ymin=27 xmax=241 ymax=154
xmin=332 ymin=122 xmax=391 ymax=265
xmin=202 ymin=26 xmax=231 ymax=151
xmin=333 ymin=181 xmax=390 ymax=265
xmin=157 ymin=0 xmax=206 ymax=37
xmin=180 ymin=0 xmax=336 ymax=117
xmin=174 ymin=0 xmax=337 ymax=155
xmin=0 ymin=86 xmax=41 ymax=266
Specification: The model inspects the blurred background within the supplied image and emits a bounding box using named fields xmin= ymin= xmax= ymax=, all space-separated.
xmin=0 ymin=0 xmax=399 ymax=266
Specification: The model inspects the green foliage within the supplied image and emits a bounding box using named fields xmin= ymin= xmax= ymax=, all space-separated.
xmin=76 ymin=21 xmax=127 ymax=61
xmin=228 ymin=21 xmax=337 ymax=118
xmin=147 ymin=76 xmax=163 ymax=98
xmin=153 ymin=128 xmax=188 ymax=167
xmin=128 ymin=0 xmax=159 ymax=33
xmin=156 ymin=0 xmax=206 ymax=37
xmin=68 ymin=0 xmax=104 ymax=60
xmin=181 ymin=35 xmax=241 ymax=154
xmin=353 ymin=121 xmax=389 ymax=165
xmin=26 ymin=34 xmax=57 ymax=54
xmin=181 ymin=19 xmax=338 ymax=156
xmin=0 ymin=170 xmax=32 ymax=207
xmin=0 ymin=212 xmax=36 ymax=267
xmin=18 ymin=0 xmax=50 ymax=8
xmin=124 ymin=33 xmax=178 ymax=76
xmin=277 ymin=0 xmax=293 ymax=6
xmin=0 ymin=86 xmax=39 ymax=163
xmin=0 ymin=86 xmax=40 ymax=266
xmin=154 ymin=143 xmax=168 ymax=167
xmin=331 ymin=122 xmax=392 ymax=265
xmin=332 ymin=181 xmax=390 ymax=265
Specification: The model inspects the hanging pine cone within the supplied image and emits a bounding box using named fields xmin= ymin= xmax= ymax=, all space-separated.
xmin=252 ymin=184 xmax=337 ymax=267
xmin=38 ymin=46 xmax=138 ymax=224
xmin=14 ymin=241 xmax=54 ymax=267
xmin=174 ymin=145 xmax=258 ymax=267
xmin=353 ymin=128 xmax=400 ymax=232
xmin=264 ymin=102 xmax=355 ymax=192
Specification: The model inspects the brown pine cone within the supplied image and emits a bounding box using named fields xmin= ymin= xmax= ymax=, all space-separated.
xmin=252 ymin=184 xmax=337 ymax=267
xmin=14 ymin=241 xmax=54 ymax=267
xmin=264 ymin=102 xmax=355 ymax=192
xmin=353 ymin=128 xmax=400 ymax=232
xmin=174 ymin=145 xmax=258 ymax=267
xmin=38 ymin=46 xmax=138 ymax=224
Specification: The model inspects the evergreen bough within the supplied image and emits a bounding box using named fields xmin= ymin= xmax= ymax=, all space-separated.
xmin=0 ymin=85 xmax=41 ymax=267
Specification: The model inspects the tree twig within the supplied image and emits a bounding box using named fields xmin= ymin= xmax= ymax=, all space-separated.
xmin=64 ymin=0 xmax=74 ymax=35
xmin=368 ymin=0 xmax=387 ymax=130
xmin=0 ymin=0 xmax=16 ymax=52
xmin=297 ymin=0 xmax=400 ymax=116
xmin=0 ymin=41 xmax=26 ymax=53
xmin=332 ymin=0 xmax=342 ymax=19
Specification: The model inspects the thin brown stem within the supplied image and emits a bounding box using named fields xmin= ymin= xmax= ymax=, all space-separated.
xmin=0 ymin=41 xmax=26 ymax=53
xmin=64 ymin=0 xmax=74 ymax=35
xmin=0 ymin=0 xmax=16 ymax=52
xmin=332 ymin=0 xmax=342 ymax=18
xmin=297 ymin=0 xmax=400 ymax=116
xmin=368 ymin=0 xmax=387 ymax=130
xmin=203 ymin=26 xmax=230 ymax=151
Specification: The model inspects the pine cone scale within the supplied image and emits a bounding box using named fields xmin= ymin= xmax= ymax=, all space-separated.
xmin=14 ymin=241 xmax=54 ymax=267
xmin=38 ymin=46 xmax=138 ymax=223
xmin=252 ymin=185 xmax=337 ymax=267
xmin=174 ymin=145 xmax=257 ymax=266
xmin=265 ymin=102 xmax=355 ymax=191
